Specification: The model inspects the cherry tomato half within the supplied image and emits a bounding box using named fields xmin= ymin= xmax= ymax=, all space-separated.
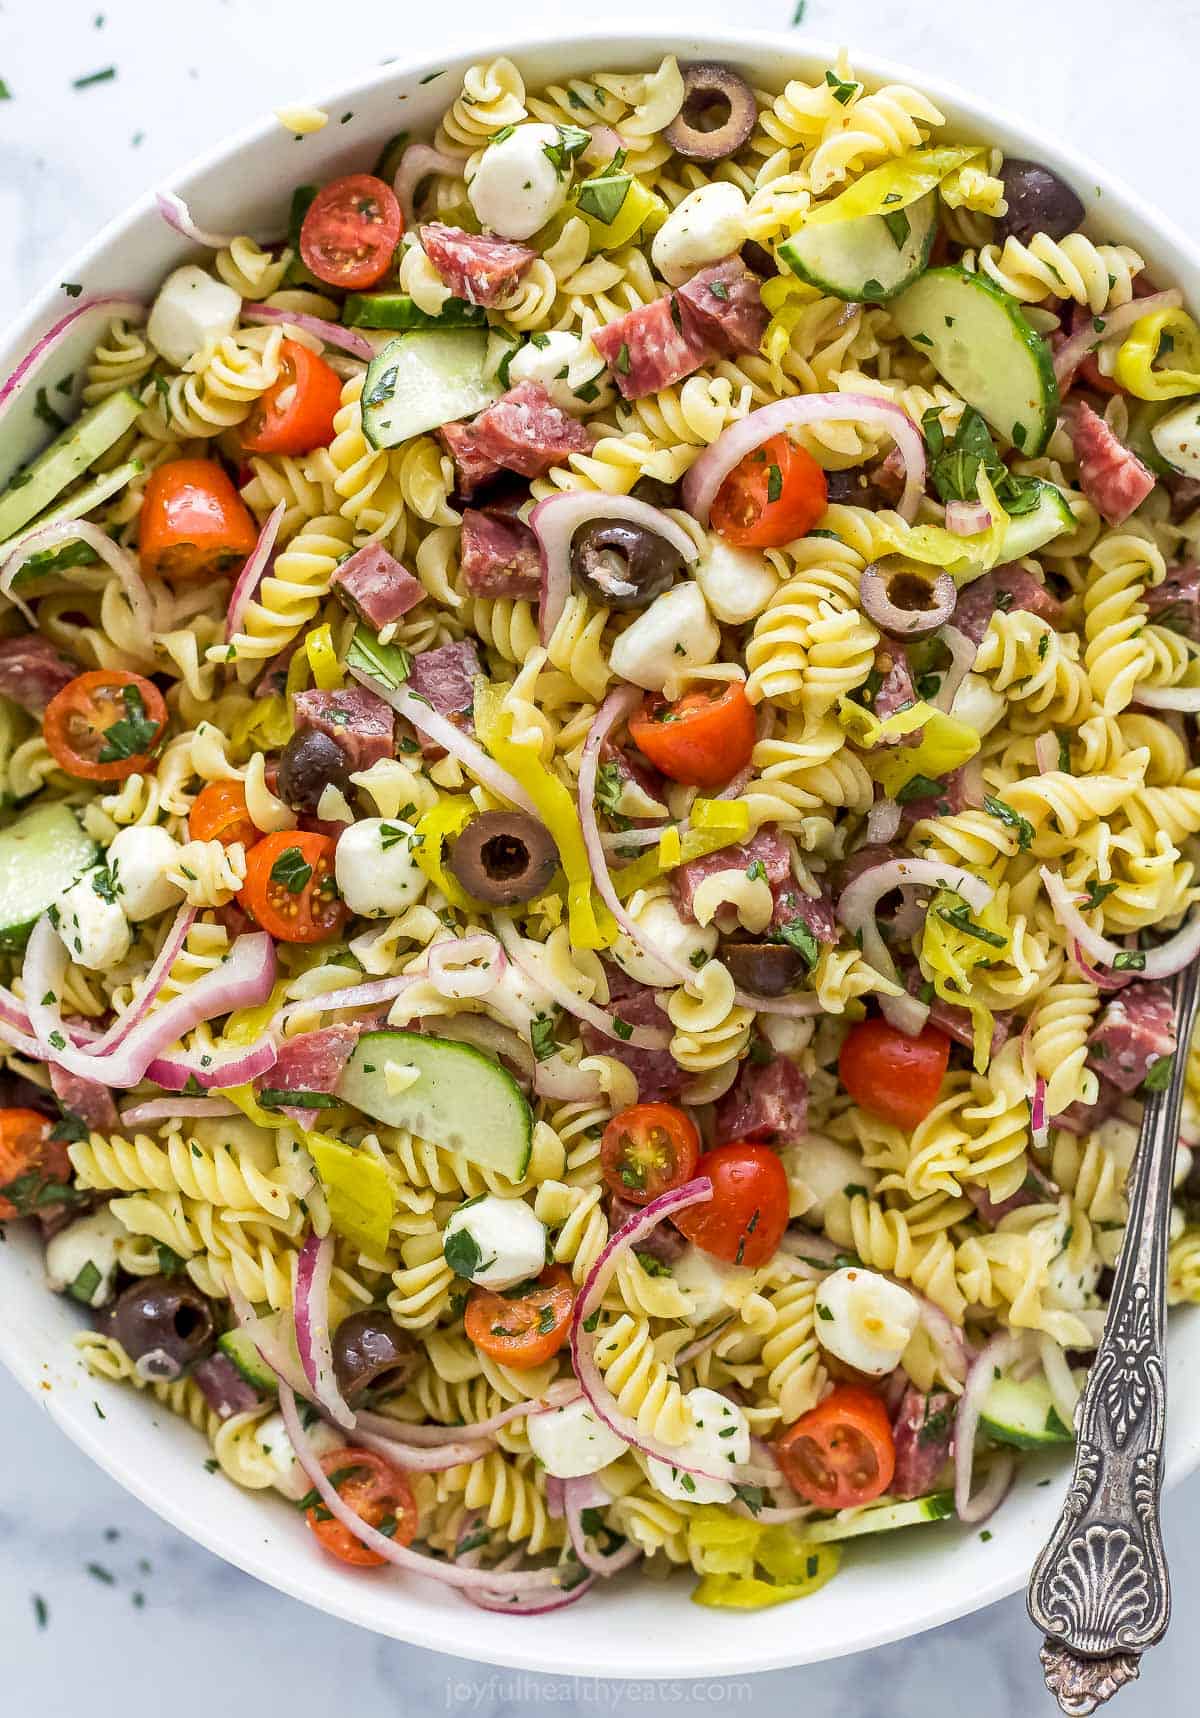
xmin=304 ymin=1447 xmax=418 ymax=1567
xmin=838 ymin=1017 xmax=951 ymax=1131
xmin=300 ymin=173 xmax=403 ymax=290
xmin=43 ymin=670 xmax=167 ymax=783
xmin=601 ymin=1103 xmax=700 ymax=1207
xmin=189 ymin=780 xmax=258 ymax=850
xmin=241 ymin=339 xmax=343 ymax=456
xmin=0 ymin=1109 xmax=73 ymax=1222
xmin=464 ymin=1265 xmax=575 ymax=1371
xmin=628 ymin=682 xmax=756 ymax=790
xmin=710 ymin=432 xmax=828 ymax=549
xmin=139 ymin=458 xmax=260 ymax=581
xmin=237 ymin=830 xmax=347 ymax=944
xmin=672 ymin=1143 xmax=790 ymax=1268
xmin=775 ymin=1385 xmax=896 ymax=1509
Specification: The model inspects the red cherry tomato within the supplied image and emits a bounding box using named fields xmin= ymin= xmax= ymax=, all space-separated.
xmin=304 ymin=1447 xmax=418 ymax=1567
xmin=0 ymin=1109 xmax=73 ymax=1221
xmin=189 ymin=780 xmax=258 ymax=849
xmin=464 ymin=1266 xmax=575 ymax=1370
xmin=300 ymin=174 xmax=403 ymax=290
xmin=838 ymin=1017 xmax=951 ymax=1130
xmin=775 ymin=1385 xmax=896 ymax=1508
xmin=710 ymin=432 xmax=828 ymax=548
xmin=43 ymin=670 xmax=167 ymax=783
xmin=628 ymin=683 xmax=756 ymax=790
xmin=672 ymin=1143 xmax=790 ymax=1268
xmin=601 ymin=1103 xmax=700 ymax=1207
xmin=241 ymin=339 xmax=343 ymax=456
xmin=237 ymin=830 xmax=347 ymax=944
xmin=138 ymin=458 xmax=260 ymax=580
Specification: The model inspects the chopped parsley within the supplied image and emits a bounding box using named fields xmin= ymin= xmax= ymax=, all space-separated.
xmin=72 ymin=67 xmax=116 ymax=88
xmin=443 ymin=1225 xmax=489 ymax=1279
xmin=1112 ymin=950 xmax=1147 ymax=972
xmin=530 ymin=1013 xmax=560 ymax=1063
xmin=1143 ymin=1053 xmax=1175 ymax=1093
xmin=766 ymin=463 xmax=783 ymax=504
xmin=611 ymin=1017 xmax=633 ymax=1041
xmin=773 ymin=917 xmax=820 ymax=971
xmin=983 ymin=794 xmax=1034 ymax=851
xmin=268 ymin=846 xmax=313 ymax=894
xmin=96 ymin=683 xmax=160 ymax=764
xmin=895 ymin=772 xmax=944 ymax=805
xmin=1083 ymin=880 xmax=1118 ymax=909
xmin=882 ymin=208 xmax=911 ymax=249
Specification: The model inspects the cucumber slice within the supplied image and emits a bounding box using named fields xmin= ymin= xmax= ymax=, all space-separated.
xmin=892 ymin=267 xmax=1060 ymax=456
xmin=1150 ymin=397 xmax=1200 ymax=479
xmin=359 ymin=331 xmax=502 ymax=451
xmin=343 ymin=292 xmax=486 ymax=332
xmin=980 ymin=1372 xmax=1073 ymax=1450
xmin=805 ymin=1491 xmax=955 ymax=1543
xmin=0 ymin=460 xmax=144 ymax=588
xmin=778 ymin=193 xmax=936 ymax=304
xmin=0 ymin=803 xmax=98 ymax=951
xmin=218 ymin=1322 xmax=283 ymax=1394
xmin=0 ymin=390 xmax=143 ymax=543
xmin=373 ymin=132 xmax=411 ymax=183
xmin=996 ymin=481 xmax=1075 ymax=561
xmin=339 ymin=1028 xmax=533 ymax=1179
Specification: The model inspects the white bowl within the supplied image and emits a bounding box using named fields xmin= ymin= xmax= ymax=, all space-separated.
xmin=2 ymin=22 xmax=1198 ymax=1681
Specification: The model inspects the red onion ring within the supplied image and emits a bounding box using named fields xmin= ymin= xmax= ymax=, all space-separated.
xmin=240 ymin=304 xmax=373 ymax=361
xmin=1030 ymin=1075 xmax=1049 ymax=1151
xmin=945 ymin=500 xmax=992 ymax=536
xmin=1034 ymin=732 xmax=1060 ymax=775
xmin=392 ymin=143 xmax=462 ymax=226
xmin=682 ymin=394 xmax=926 ymax=525
xmin=155 ymin=190 xmax=239 ymax=250
xmin=226 ymin=501 xmax=285 ymax=641
xmin=529 ymin=493 xmax=699 ymax=647
xmin=1069 ymin=937 xmax=1132 ymax=994
xmin=147 ymin=1039 xmax=279 ymax=1092
xmin=1042 ymin=865 xmax=1200 ymax=980
xmin=563 ymin=1476 xmax=643 ymax=1576
xmin=352 ymin=1427 xmax=495 ymax=1471
xmin=0 ymin=294 xmax=145 ymax=415
xmin=293 ymin=1233 xmax=355 ymax=1430
xmin=274 ymin=974 xmax=418 ymax=1034
xmin=1053 ymin=288 xmax=1182 ymax=388
xmin=954 ymin=1330 xmax=1020 ymax=1522
xmin=119 ymin=1097 xmax=240 ymax=1125
xmin=1 ymin=519 xmax=152 ymax=632
xmin=494 ymin=915 xmax=669 ymax=1051
xmin=931 ymin=624 xmax=977 ymax=714
xmin=354 ymin=1381 xmax=581 ymax=1448
xmin=89 ymin=905 xmax=197 ymax=1056
xmin=426 ymin=934 xmax=506 ymax=1001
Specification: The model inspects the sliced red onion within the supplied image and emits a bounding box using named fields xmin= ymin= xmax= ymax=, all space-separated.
xmin=393 ymin=143 xmax=462 ymax=226
xmin=25 ymin=920 xmax=277 ymax=1090
xmin=294 ymin=1233 xmax=355 ymax=1430
xmin=226 ymin=501 xmax=285 ymax=641
xmin=119 ymin=1097 xmax=240 ymax=1125
xmin=427 ymin=934 xmax=506 ymax=1001
xmin=0 ymin=1018 xmax=45 ymax=1059
xmin=279 ymin=1386 xmax=567 ymax=1598
xmin=0 ymin=294 xmax=145 ymax=415
xmin=860 ymin=561 xmax=956 ymax=638
xmin=529 ymin=493 xmax=699 ymax=647
xmin=494 ymin=914 xmax=669 ymax=1050
xmin=240 ymin=304 xmax=374 ymax=361
xmin=954 ymin=1330 xmax=1020 ymax=1522
xmin=1070 ymin=937 xmax=1132 ymax=994
xmin=674 ymin=1316 xmax=734 ymax=1366
xmin=958 ymin=755 xmax=985 ymax=813
xmin=1034 ymin=732 xmax=1060 ymax=775
xmin=1 ymin=520 xmax=152 ymax=633
xmin=274 ymin=973 xmax=418 ymax=1034
xmin=579 ymin=688 xmax=819 ymax=1019
xmin=89 ymin=905 xmax=197 ymax=1057
xmin=563 ymin=1476 xmax=643 ymax=1576
xmin=600 ymin=824 xmax=668 ymax=852
xmin=533 ymin=1052 xmax=607 ymax=1102
xmin=1053 ymin=288 xmax=1182 ymax=387
xmin=931 ymin=624 xmax=977 ymax=714
xmin=545 ymin=1475 xmax=566 ymax=1519
xmin=354 ymin=1381 xmax=580 ymax=1448
xmin=682 ymin=394 xmax=926 ymax=525
xmin=1132 ymin=685 xmax=1200 ymax=712
xmin=353 ymin=1427 xmax=495 ymax=1470
xmin=155 ymin=190 xmax=239 ymax=250
xmin=347 ymin=667 xmax=537 ymax=815
xmin=945 ymin=500 xmax=992 ymax=536
xmin=1042 ymin=865 xmax=1200 ymax=980
xmin=1030 ymin=1076 xmax=1049 ymax=1152
xmin=463 ymin=1570 xmax=596 ymax=1615
xmin=866 ymin=797 xmax=902 ymax=845
xmin=147 ymin=1038 xmax=279 ymax=1091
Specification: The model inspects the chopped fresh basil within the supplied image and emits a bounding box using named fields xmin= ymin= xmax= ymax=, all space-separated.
xmin=269 ymin=846 xmax=313 ymax=894
xmin=256 ymin=1088 xmax=341 ymax=1109
xmin=68 ymin=1261 xmax=102 ymax=1304
xmin=530 ymin=1013 xmax=560 ymax=1063
xmin=611 ymin=1017 xmax=633 ymax=1041
xmin=443 ymin=1225 xmax=487 ymax=1278
xmin=346 ymin=624 xmax=411 ymax=691
xmin=543 ymin=124 xmax=590 ymax=176
xmin=773 ymin=917 xmax=820 ymax=971
xmin=732 ymin=1483 xmax=765 ymax=1515
xmin=576 ymin=173 xmax=631 ymax=226
xmin=73 ymin=66 xmax=116 ymax=88
xmin=895 ymin=772 xmax=944 ymax=805
xmin=766 ymin=463 xmax=783 ymax=504
xmin=824 ymin=69 xmax=858 ymax=104
xmin=1143 ymin=1053 xmax=1175 ymax=1092
xmin=983 ymin=795 xmax=1034 ymax=851
xmin=1083 ymin=880 xmax=1118 ymax=909
xmin=882 ymin=208 xmax=911 ymax=249
xmin=1112 ymin=951 xmax=1147 ymax=972
xmin=97 ymin=683 xmax=160 ymax=764
xmin=937 ymin=901 xmax=1006 ymax=948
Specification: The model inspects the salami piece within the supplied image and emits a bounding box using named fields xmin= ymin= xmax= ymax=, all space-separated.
xmin=1068 ymin=400 xmax=1156 ymax=526
xmin=1144 ymin=563 xmax=1200 ymax=643
xmin=714 ymin=1055 xmax=809 ymax=1144
xmin=419 ymin=223 xmax=536 ymax=308
xmin=951 ymin=565 xmax=1063 ymax=646
xmin=1087 ymin=981 xmax=1177 ymax=1094
xmin=592 ymin=294 xmax=718 ymax=400
xmin=331 ymin=542 xmax=425 ymax=629
xmin=0 ymin=634 xmax=78 ymax=714
xmin=675 ymin=257 xmax=769 ymax=357
xmin=891 ymin=1386 xmax=956 ymax=1500
xmin=293 ymin=685 xmax=395 ymax=772
xmin=439 ymin=382 xmax=592 ymax=496
xmin=460 ymin=504 xmax=541 ymax=599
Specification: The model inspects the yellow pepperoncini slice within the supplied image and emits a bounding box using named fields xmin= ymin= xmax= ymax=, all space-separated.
xmin=221 ymin=1084 xmax=282 ymax=1130
xmin=690 ymin=1541 xmax=840 ymax=1609
xmin=837 ymin=698 xmax=980 ymax=797
xmin=231 ymin=694 xmax=292 ymax=753
xmin=1114 ymin=306 xmax=1200 ymax=400
xmin=919 ymin=887 xmax=1010 ymax=1071
xmin=690 ymin=798 xmax=752 ymax=838
xmin=412 ymin=796 xmax=487 ymax=913
xmin=304 ymin=1131 xmax=395 ymax=1256
xmin=304 ymin=623 xmax=343 ymax=691
xmin=802 ymin=146 xmax=984 ymax=227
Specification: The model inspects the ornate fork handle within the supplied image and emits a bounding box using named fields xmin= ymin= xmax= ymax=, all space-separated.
xmin=1029 ymin=960 xmax=1200 ymax=1715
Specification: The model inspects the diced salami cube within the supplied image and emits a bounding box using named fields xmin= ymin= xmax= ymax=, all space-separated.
xmin=460 ymin=504 xmax=541 ymax=599
xmin=714 ymin=1054 xmax=808 ymax=1144
xmin=48 ymin=1066 xmax=118 ymax=1135
xmin=331 ymin=542 xmax=425 ymax=629
xmin=419 ymin=223 xmax=536 ymax=308
xmin=438 ymin=382 xmax=593 ymax=497
xmin=770 ymin=880 xmax=837 ymax=944
xmin=293 ymin=685 xmax=394 ymax=773
xmin=951 ymin=565 xmax=1063 ymax=646
xmin=671 ymin=827 xmax=792 ymax=922
xmin=192 ymin=1352 xmax=263 ymax=1420
xmin=675 ymin=257 xmax=769 ymax=357
xmin=261 ymin=1024 xmax=362 ymax=1101
xmin=592 ymin=294 xmax=718 ymax=400
xmin=0 ymin=634 xmax=78 ymax=714
xmin=580 ymin=967 xmax=683 ymax=1103
xmin=872 ymin=641 xmax=919 ymax=724
xmin=1068 ymin=401 xmax=1156 ymax=526
xmin=1144 ymin=563 xmax=1200 ymax=644
xmin=406 ymin=639 xmax=481 ymax=720
xmin=1086 ymin=981 xmax=1177 ymax=1094
xmin=891 ymin=1387 xmax=956 ymax=1500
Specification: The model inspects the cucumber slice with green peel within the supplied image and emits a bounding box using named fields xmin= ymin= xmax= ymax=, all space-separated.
xmin=359 ymin=331 xmax=501 ymax=451
xmin=339 ymin=1029 xmax=533 ymax=1179
xmin=1150 ymin=396 xmax=1200 ymax=479
xmin=343 ymin=292 xmax=487 ymax=332
xmin=0 ymin=804 xmax=98 ymax=950
xmin=980 ymin=1372 xmax=1074 ymax=1450
xmin=372 ymin=132 xmax=411 ymax=183
xmin=805 ymin=1491 xmax=955 ymax=1543
xmin=995 ymin=480 xmax=1075 ymax=562
xmin=218 ymin=1321 xmax=284 ymax=1394
xmin=891 ymin=267 xmax=1060 ymax=456
xmin=1 ymin=460 xmax=144 ymax=588
xmin=0 ymin=390 xmax=143 ymax=543
xmin=777 ymin=193 xmax=937 ymax=303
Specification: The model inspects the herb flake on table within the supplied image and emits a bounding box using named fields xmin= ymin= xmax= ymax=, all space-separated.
xmin=0 ymin=80 xmax=11 ymax=101
xmin=32 ymin=1594 xmax=48 ymax=1630
xmin=72 ymin=67 xmax=116 ymax=89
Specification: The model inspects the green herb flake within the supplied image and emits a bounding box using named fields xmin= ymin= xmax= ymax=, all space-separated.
xmin=576 ymin=173 xmax=631 ymax=227
xmin=937 ymin=900 xmax=1007 ymax=948
xmin=983 ymin=795 xmax=1034 ymax=851
xmin=1143 ymin=1053 xmax=1176 ymax=1093
xmin=32 ymin=1594 xmax=48 ymax=1629
xmin=85 ymin=1562 xmax=115 ymax=1585
xmin=882 ymin=208 xmax=911 ymax=249
xmin=774 ymin=917 xmax=820 ymax=971
xmin=443 ymin=1224 xmax=486 ymax=1279
xmin=345 ymin=624 xmax=411 ymax=691
xmin=824 ymin=69 xmax=858 ymax=104
xmin=72 ymin=67 xmax=116 ymax=89
xmin=97 ymin=683 xmax=160 ymax=764
xmin=766 ymin=463 xmax=783 ymax=504
xmin=530 ymin=1013 xmax=560 ymax=1063
xmin=1112 ymin=951 xmax=1147 ymax=972
xmin=269 ymin=846 xmax=313 ymax=894
xmin=68 ymin=1261 xmax=102 ymax=1304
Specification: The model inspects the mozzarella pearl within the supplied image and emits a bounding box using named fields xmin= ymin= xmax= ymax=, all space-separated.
xmin=54 ymin=869 xmax=131 ymax=971
xmin=106 ymin=825 xmax=185 ymax=922
xmin=442 ymin=1193 xmax=547 ymax=1290
xmin=45 ymin=1208 xmax=126 ymax=1307
xmin=950 ymin=672 xmax=1007 ymax=739
xmin=1152 ymin=399 xmax=1200 ymax=478
xmin=147 ymin=265 xmax=242 ymax=367
xmin=782 ymin=1136 xmax=875 ymax=1224
xmin=610 ymin=895 xmax=717 ymax=989
xmin=814 ymin=1266 xmax=920 ymax=1376
xmin=646 ymin=1387 xmax=750 ymax=1504
xmin=468 ymin=124 xmax=570 ymax=242
xmin=507 ymin=331 xmax=611 ymax=416
xmin=334 ymin=818 xmax=426 ymax=918
xmin=608 ymin=582 xmax=720 ymax=692
xmin=254 ymin=1409 xmax=346 ymax=1502
xmin=693 ymin=538 xmax=780 ymax=625
xmin=651 ymin=183 xmax=750 ymax=287
xmin=527 ymin=1397 xmax=627 ymax=1477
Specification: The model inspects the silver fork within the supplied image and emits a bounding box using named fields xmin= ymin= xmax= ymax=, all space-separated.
xmin=1028 ymin=960 xmax=1200 ymax=1714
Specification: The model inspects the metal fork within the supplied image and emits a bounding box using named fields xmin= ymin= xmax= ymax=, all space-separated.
xmin=1028 ymin=960 xmax=1200 ymax=1714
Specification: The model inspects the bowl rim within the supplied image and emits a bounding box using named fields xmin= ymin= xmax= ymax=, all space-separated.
xmin=2 ymin=20 xmax=1200 ymax=1679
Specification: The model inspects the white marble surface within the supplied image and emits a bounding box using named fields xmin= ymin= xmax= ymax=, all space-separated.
xmin=1 ymin=0 xmax=1198 ymax=1710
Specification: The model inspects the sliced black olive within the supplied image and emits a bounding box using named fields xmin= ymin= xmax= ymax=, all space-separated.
xmin=448 ymin=811 xmax=560 ymax=906
xmin=997 ymin=159 xmax=1085 ymax=246
xmin=721 ymin=940 xmax=806 ymax=996
xmin=740 ymin=241 xmax=776 ymax=280
xmin=570 ymin=520 xmax=685 ymax=611
xmin=332 ymin=1311 xmax=421 ymax=1400
xmin=859 ymin=556 xmax=956 ymax=639
xmin=277 ymin=728 xmax=352 ymax=814
xmin=108 ymin=1275 xmax=216 ymax=1378
xmin=631 ymin=476 xmax=681 ymax=509
xmin=663 ymin=63 xmax=758 ymax=162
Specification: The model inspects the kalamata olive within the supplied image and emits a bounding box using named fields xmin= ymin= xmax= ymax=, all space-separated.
xmin=332 ymin=1311 xmax=421 ymax=1400
xmin=663 ymin=63 xmax=758 ymax=162
xmin=825 ymin=468 xmax=883 ymax=509
xmin=448 ymin=811 xmax=560 ymax=905
xmin=570 ymin=520 xmax=685 ymax=611
xmin=109 ymin=1275 xmax=216 ymax=1379
xmin=859 ymin=556 xmax=957 ymax=639
xmin=277 ymin=727 xmax=351 ymax=814
xmin=721 ymin=940 xmax=807 ymax=996
xmin=631 ymin=476 xmax=680 ymax=510
xmin=997 ymin=159 xmax=1085 ymax=247
xmin=740 ymin=241 xmax=776 ymax=280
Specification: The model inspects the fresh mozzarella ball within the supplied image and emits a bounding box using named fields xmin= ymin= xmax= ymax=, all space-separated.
xmin=44 ymin=1208 xmax=126 ymax=1307
xmin=610 ymin=895 xmax=717 ymax=988
xmin=507 ymin=331 xmax=611 ymax=416
xmin=781 ymin=1136 xmax=875 ymax=1224
xmin=443 ymin=1193 xmax=548 ymax=1290
xmin=334 ymin=818 xmax=425 ymax=918
xmin=254 ymin=1409 xmax=346 ymax=1502
xmin=671 ymin=1246 xmax=757 ymax=1323
xmin=106 ymin=826 xmax=185 ymax=922
xmin=467 ymin=124 xmax=570 ymax=241
xmin=651 ymin=183 xmax=750 ymax=287
xmin=694 ymin=538 xmax=780 ymax=625
xmin=1043 ymin=1242 xmax=1102 ymax=1313
xmin=608 ymin=583 xmax=720 ymax=692
xmin=950 ymin=672 xmax=1006 ymax=739
xmin=1151 ymin=398 xmax=1200 ymax=478
xmin=527 ymin=1397 xmax=627 ymax=1477
xmin=147 ymin=265 xmax=241 ymax=367
xmin=760 ymin=1013 xmax=814 ymax=1058
xmin=814 ymin=1266 xmax=920 ymax=1376
xmin=647 ymin=1387 xmax=750 ymax=1504
xmin=54 ymin=868 xmax=131 ymax=971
